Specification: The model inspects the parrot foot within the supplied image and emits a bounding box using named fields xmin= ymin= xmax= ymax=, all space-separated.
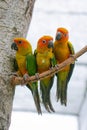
xmin=49 ymin=67 xmax=54 ymax=72
xmin=23 ymin=73 xmax=30 ymax=80
xmin=50 ymin=66 xmax=54 ymax=70
xmin=70 ymin=54 xmax=77 ymax=61
xmin=55 ymin=64 xmax=59 ymax=70
xmin=35 ymin=73 xmax=40 ymax=80
xmin=21 ymin=73 xmax=30 ymax=85
xmin=49 ymin=67 xmax=54 ymax=77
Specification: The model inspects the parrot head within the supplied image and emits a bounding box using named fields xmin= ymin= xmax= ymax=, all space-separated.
xmin=11 ymin=37 xmax=32 ymax=55
xmin=55 ymin=27 xmax=69 ymax=43
xmin=37 ymin=35 xmax=54 ymax=53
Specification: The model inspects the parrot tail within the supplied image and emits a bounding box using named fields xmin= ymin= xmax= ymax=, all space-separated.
xmin=60 ymin=83 xmax=67 ymax=106
xmin=40 ymin=80 xmax=55 ymax=113
xmin=42 ymin=91 xmax=55 ymax=113
xmin=26 ymin=83 xmax=42 ymax=114
xmin=56 ymin=74 xmax=68 ymax=106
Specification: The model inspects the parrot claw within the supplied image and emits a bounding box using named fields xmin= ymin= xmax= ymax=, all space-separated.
xmin=70 ymin=54 xmax=77 ymax=61
xmin=35 ymin=73 xmax=40 ymax=80
xmin=50 ymin=66 xmax=54 ymax=70
xmin=21 ymin=73 xmax=30 ymax=85
xmin=23 ymin=73 xmax=30 ymax=81
xmin=55 ymin=64 xmax=59 ymax=70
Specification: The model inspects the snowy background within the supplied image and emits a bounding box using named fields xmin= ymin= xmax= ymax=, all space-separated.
xmin=10 ymin=0 xmax=87 ymax=129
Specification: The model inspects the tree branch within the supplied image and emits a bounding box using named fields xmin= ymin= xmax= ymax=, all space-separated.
xmin=11 ymin=45 xmax=87 ymax=86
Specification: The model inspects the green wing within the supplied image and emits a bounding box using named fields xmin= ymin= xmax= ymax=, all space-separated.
xmin=67 ymin=41 xmax=75 ymax=83
xmin=68 ymin=41 xmax=75 ymax=54
xmin=50 ymin=53 xmax=57 ymax=67
xmin=26 ymin=54 xmax=37 ymax=76
xmin=26 ymin=54 xmax=42 ymax=114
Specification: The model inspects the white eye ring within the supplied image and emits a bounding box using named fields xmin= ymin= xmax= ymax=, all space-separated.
xmin=42 ymin=40 xmax=46 ymax=44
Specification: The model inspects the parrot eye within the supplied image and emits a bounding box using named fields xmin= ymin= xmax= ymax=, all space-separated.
xmin=42 ymin=40 xmax=46 ymax=44
xmin=18 ymin=41 xmax=22 ymax=44
xmin=64 ymin=33 xmax=68 ymax=37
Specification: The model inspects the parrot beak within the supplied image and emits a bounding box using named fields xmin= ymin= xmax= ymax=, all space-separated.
xmin=11 ymin=42 xmax=18 ymax=51
xmin=56 ymin=32 xmax=62 ymax=40
xmin=48 ymin=40 xmax=54 ymax=48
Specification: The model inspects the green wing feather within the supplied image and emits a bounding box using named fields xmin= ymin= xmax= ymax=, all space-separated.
xmin=40 ymin=53 xmax=56 ymax=112
xmin=68 ymin=41 xmax=75 ymax=54
xmin=67 ymin=41 xmax=75 ymax=83
xmin=50 ymin=53 xmax=57 ymax=67
xmin=26 ymin=54 xmax=37 ymax=76
xmin=26 ymin=54 xmax=42 ymax=114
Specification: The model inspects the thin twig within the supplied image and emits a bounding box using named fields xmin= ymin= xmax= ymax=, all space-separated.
xmin=11 ymin=45 xmax=87 ymax=85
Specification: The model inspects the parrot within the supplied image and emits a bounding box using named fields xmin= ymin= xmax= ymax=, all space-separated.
xmin=35 ymin=35 xmax=56 ymax=112
xmin=53 ymin=27 xmax=75 ymax=106
xmin=11 ymin=37 xmax=42 ymax=114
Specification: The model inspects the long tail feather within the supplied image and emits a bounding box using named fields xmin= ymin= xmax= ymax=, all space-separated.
xmin=57 ymin=73 xmax=68 ymax=106
xmin=32 ymin=89 xmax=42 ymax=114
xmin=40 ymin=77 xmax=55 ymax=112
xmin=26 ymin=83 xmax=42 ymax=114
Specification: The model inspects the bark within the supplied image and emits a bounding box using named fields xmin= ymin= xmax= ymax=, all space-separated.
xmin=0 ymin=0 xmax=35 ymax=129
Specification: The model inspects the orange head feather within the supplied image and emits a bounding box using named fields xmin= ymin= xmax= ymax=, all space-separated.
xmin=37 ymin=35 xmax=53 ymax=53
xmin=14 ymin=38 xmax=31 ymax=49
xmin=55 ymin=27 xmax=69 ymax=43
xmin=12 ymin=37 xmax=32 ymax=55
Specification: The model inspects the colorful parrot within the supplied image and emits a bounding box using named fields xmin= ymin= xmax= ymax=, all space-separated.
xmin=11 ymin=38 xmax=42 ymax=114
xmin=35 ymin=35 xmax=56 ymax=112
xmin=54 ymin=27 xmax=75 ymax=106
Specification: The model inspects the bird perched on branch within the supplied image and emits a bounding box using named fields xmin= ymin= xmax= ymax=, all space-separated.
xmin=11 ymin=38 xmax=42 ymax=114
xmin=35 ymin=35 xmax=56 ymax=112
xmin=54 ymin=27 xmax=75 ymax=106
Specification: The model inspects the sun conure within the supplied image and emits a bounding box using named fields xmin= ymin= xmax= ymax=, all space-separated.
xmin=11 ymin=37 xmax=42 ymax=114
xmin=35 ymin=35 xmax=56 ymax=112
xmin=54 ymin=27 xmax=75 ymax=106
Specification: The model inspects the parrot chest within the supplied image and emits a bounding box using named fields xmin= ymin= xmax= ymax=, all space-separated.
xmin=54 ymin=43 xmax=70 ymax=71
xmin=16 ymin=53 xmax=27 ymax=75
xmin=54 ymin=44 xmax=70 ymax=63
xmin=36 ymin=53 xmax=52 ymax=73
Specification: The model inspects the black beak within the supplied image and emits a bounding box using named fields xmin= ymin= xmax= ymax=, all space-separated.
xmin=56 ymin=32 xmax=62 ymax=40
xmin=11 ymin=42 xmax=18 ymax=51
xmin=48 ymin=40 xmax=54 ymax=48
